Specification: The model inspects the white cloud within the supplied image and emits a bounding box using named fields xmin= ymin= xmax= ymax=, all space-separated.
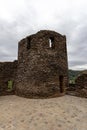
xmin=0 ymin=0 xmax=87 ymax=70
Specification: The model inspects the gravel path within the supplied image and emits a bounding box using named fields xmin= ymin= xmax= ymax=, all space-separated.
xmin=0 ymin=95 xmax=87 ymax=130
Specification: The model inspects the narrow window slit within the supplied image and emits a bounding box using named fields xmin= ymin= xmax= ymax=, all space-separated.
xmin=49 ymin=37 xmax=55 ymax=49
xmin=49 ymin=39 xmax=52 ymax=48
xmin=26 ymin=37 xmax=31 ymax=49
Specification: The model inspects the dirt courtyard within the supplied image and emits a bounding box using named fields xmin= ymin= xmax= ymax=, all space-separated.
xmin=0 ymin=95 xmax=87 ymax=130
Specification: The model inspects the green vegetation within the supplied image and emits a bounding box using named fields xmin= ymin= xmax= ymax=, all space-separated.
xmin=8 ymin=80 xmax=13 ymax=90
xmin=68 ymin=70 xmax=81 ymax=84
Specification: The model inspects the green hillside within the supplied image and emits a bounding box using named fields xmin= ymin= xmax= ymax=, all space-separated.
xmin=68 ymin=70 xmax=81 ymax=84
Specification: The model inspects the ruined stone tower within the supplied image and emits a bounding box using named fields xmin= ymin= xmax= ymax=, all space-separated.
xmin=15 ymin=30 xmax=68 ymax=98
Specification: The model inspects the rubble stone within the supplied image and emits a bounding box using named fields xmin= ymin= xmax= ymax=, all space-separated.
xmin=0 ymin=30 xmax=68 ymax=98
xmin=75 ymin=70 xmax=87 ymax=98
xmin=16 ymin=30 xmax=68 ymax=98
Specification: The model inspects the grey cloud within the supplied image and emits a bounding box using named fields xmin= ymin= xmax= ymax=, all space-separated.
xmin=0 ymin=0 xmax=87 ymax=70
xmin=0 ymin=20 xmax=18 ymax=61
xmin=69 ymin=60 xmax=87 ymax=67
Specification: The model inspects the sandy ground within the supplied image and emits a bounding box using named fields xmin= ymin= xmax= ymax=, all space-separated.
xmin=0 ymin=95 xmax=87 ymax=130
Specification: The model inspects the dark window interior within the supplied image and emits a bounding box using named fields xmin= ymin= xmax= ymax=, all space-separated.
xmin=59 ymin=75 xmax=64 ymax=93
xmin=26 ymin=37 xmax=31 ymax=49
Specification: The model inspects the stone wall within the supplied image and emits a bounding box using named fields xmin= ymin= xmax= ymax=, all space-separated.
xmin=0 ymin=60 xmax=17 ymax=96
xmin=15 ymin=30 xmax=68 ymax=98
xmin=75 ymin=74 xmax=87 ymax=97
xmin=0 ymin=30 xmax=69 ymax=98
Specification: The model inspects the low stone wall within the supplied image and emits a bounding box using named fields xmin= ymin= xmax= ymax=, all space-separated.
xmin=75 ymin=74 xmax=87 ymax=98
xmin=66 ymin=75 xmax=87 ymax=98
xmin=0 ymin=60 xmax=17 ymax=96
xmin=67 ymin=84 xmax=76 ymax=91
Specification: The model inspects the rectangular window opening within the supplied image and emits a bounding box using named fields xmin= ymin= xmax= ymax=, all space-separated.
xmin=49 ymin=37 xmax=55 ymax=49
xmin=26 ymin=37 xmax=31 ymax=49
xmin=49 ymin=39 xmax=52 ymax=48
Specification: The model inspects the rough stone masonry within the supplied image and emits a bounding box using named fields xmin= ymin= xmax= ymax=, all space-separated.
xmin=0 ymin=30 xmax=69 ymax=98
xmin=75 ymin=70 xmax=87 ymax=98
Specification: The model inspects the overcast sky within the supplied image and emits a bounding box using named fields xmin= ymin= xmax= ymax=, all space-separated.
xmin=0 ymin=0 xmax=87 ymax=70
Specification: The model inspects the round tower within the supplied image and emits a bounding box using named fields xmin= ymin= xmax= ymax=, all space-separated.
xmin=15 ymin=30 xmax=68 ymax=98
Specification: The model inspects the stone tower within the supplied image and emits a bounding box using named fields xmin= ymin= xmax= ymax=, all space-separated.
xmin=15 ymin=30 xmax=68 ymax=98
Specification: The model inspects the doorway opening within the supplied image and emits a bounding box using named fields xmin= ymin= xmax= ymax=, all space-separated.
xmin=7 ymin=80 xmax=13 ymax=91
xmin=59 ymin=75 xmax=64 ymax=93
